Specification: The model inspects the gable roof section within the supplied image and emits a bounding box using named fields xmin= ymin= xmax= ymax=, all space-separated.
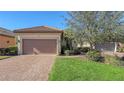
xmin=14 ymin=26 xmax=63 ymax=33
xmin=0 ymin=27 xmax=15 ymax=37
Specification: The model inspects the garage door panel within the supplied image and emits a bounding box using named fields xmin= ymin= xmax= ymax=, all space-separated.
xmin=23 ymin=39 xmax=57 ymax=54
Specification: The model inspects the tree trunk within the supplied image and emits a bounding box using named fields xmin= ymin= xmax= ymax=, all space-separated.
xmin=90 ymin=43 xmax=94 ymax=49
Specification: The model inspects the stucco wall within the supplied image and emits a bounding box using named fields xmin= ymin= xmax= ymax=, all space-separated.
xmin=0 ymin=35 xmax=16 ymax=48
xmin=15 ymin=33 xmax=61 ymax=55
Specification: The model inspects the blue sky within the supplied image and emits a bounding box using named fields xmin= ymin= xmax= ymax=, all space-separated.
xmin=0 ymin=11 xmax=68 ymax=31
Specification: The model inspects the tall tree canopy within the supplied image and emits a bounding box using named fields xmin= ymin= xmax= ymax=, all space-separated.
xmin=66 ymin=11 xmax=124 ymax=48
xmin=61 ymin=28 xmax=76 ymax=50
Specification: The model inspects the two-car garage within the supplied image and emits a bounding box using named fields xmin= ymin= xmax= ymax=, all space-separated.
xmin=22 ymin=39 xmax=57 ymax=54
xmin=14 ymin=26 xmax=63 ymax=55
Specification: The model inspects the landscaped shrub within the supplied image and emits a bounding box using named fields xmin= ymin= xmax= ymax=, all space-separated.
xmin=8 ymin=46 xmax=18 ymax=55
xmin=86 ymin=50 xmax=104 ymax=62
xmin=117 ymin=56 xmax=124 ymax=66
xmin=64 ymin=50 xmax=70 ymax=56
xmin=63 ymin=47 xmax=91 ymax=56
xmin=61 ymin=45 xmax=67 ymax=55
xmin=0 ymin=46 xmax=17 ymax=56
xmin=72 ymin=47 xmax=90 ymax=55
xmin=117 ymin=47 xmax=124 ymax=52
xmin=5 ymin=48 xmax=10 ymax=55
xmin=0 ymin=48 xmax=6 ymax=55
xmin=101 ymin=55 xmax=124 ymax=66
xmin=81 ymin=47 xmax=91 ymax=53
xmin=73 ymin=48 xmax=81 ymax=55
xmin=120 ymin=56 xmax=124 ymax=61
xmin=104 ymin=55 xmax=120 ymax=66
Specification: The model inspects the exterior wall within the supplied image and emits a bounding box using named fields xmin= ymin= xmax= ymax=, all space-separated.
xmin=0 ymin=35 xmax=16 ymax=48
xmin=15 ymin=33 xmax=61 ymax=55
xmin=82 ymin=42 xmax=90 ymax=47
xmin=77 ymin=42 xmax=90 ymax=47
xmin=95 ymin=42 xmax=116 ymax=52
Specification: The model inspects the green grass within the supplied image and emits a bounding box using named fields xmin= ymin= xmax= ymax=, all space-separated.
xmin=0 ymin=56 xmax=11 ymax=60
xmin=49 ymin=57 xmax=124 ymax=81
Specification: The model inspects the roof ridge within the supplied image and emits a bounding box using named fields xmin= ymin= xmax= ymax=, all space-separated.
xmin=42 ymin=26 xmax=62 ymax=31
xmin=14 ymin=25 xmax=63 ymax=33
xmin=14 ymin=25 xmax=62 ymax=31
xmin=0 ymin=27 xmax=15 ymax=37
xmin=0 ymin=27 xmax=11 ymax=32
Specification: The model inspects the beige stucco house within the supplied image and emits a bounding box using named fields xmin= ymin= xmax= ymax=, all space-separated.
xmin=14 ymin=26 xmax=63 ymax=55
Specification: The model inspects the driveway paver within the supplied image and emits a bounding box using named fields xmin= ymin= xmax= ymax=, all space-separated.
xmin=0 ymin=55 xmax=55 ymax=81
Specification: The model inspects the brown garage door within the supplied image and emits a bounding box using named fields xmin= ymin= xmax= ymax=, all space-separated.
xmin=23 ymin=39 xmax=57 ymax=54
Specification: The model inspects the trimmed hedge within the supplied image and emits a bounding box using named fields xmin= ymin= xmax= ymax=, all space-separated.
xmin=0 ymin=46 xmax=17 ymax=56
xmin=63 ymin=47 xmax=91 ymax=56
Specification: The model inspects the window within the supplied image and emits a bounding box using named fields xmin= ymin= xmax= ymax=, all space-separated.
xmin=7 ymin=41 xmax=10 ymax=43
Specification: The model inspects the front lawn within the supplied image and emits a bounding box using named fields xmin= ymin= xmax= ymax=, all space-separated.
xmin=0 ymin=56 xmax=11 ymax=60
xmin=49 ymin=57 xmax=124 ymax=80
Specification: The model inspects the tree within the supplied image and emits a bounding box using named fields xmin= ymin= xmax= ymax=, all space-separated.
xmin=61 ymin=28 xmax=76 ymax=54
xmin=66 ymin=11 xmax=124 ymax=49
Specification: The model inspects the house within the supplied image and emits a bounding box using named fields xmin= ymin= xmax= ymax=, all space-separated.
xmin=14 ymin=26 xmax=63 ymax=55
xmin=95 ymin=25 xmax=124 ymax=53
xmin=0 ymin=27 xmax=15 ymax=48
xmin=95 ymin=42 xmax=117 ymax=54
xmin=77 ymin=42 xmax=91 ymax=48
xmin=77 ymin=41 xmax=118 ymax=53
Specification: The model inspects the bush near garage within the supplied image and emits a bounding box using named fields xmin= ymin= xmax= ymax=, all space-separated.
xmin=0 ymin=46 xmax=18 ymax=56
xmin=8 ymin=46 xmax=18 ymax=55
xmin=64 ymin=50 xmax=70 ymax=56
xmin=0 ymin=48 xmax=6 ymax=55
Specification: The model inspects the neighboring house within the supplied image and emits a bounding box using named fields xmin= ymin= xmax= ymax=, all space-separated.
xmin=95 ymin=42 xmax=117 ymax=53
xmin=0 ymin=27 xmax=15 ymax=48
xmin=95 ymin=25 xmax=124 ymax=53
xmin=77 ymin=41 xmax=117 ymax=53
xmin=77 ymin=42 xmax=91 ymax=48
xmin=14 ymin=26 xmax=63 ymax=55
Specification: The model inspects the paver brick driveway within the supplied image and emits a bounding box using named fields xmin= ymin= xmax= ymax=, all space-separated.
xmin=0 ymin=55 xmax=55 ymax=81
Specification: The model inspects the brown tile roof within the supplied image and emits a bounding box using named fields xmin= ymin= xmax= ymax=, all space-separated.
xmin=0 ymin=27 xmax=15 ymax=37
xmin=14 ymin=26 xmax=63 ymax=33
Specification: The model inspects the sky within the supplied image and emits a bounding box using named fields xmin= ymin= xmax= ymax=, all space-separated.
xmin=0 ymin=11 xmax=68 ymax=31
